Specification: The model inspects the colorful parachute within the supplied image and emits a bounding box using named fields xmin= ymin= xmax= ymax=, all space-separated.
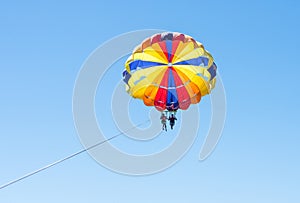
xmin=123 ymin=32 xmax=217 ymax=112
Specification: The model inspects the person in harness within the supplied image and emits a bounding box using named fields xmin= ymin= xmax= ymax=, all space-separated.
xmin=168 ymin=114 xmax=177 ymax=130
xmin=160 ymin=113 xmax=167 ymax=131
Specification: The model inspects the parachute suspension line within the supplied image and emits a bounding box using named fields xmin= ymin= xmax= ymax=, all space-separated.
xmin=163 ymin=110 xmax=169 ymax=117
xmin=168 ymin=110 xmax=177 ymax=117
xmin=160 ymin=110 xmax=177 ymax=118
xmin=0 ymin=120 xmax=150 ymax=190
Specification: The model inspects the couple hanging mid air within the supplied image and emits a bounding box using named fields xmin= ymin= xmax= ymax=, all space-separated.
xmin=160 ymin=112 xmax=177 ymax=132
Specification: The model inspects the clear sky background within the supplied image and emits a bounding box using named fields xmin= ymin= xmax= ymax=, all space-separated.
xmin=0 ymin=0 xmax=300 ymax=202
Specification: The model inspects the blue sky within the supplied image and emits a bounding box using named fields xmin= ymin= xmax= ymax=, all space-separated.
xmin=0 ymin=0 xmax=300 ymax=202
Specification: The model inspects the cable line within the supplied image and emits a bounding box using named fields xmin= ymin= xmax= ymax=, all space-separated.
xmin=0 ymin=120 xmax=149 ymax=190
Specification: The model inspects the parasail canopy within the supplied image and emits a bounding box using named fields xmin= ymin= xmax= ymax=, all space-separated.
xmin=123 ymin=32 xmax=217 ymax=112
